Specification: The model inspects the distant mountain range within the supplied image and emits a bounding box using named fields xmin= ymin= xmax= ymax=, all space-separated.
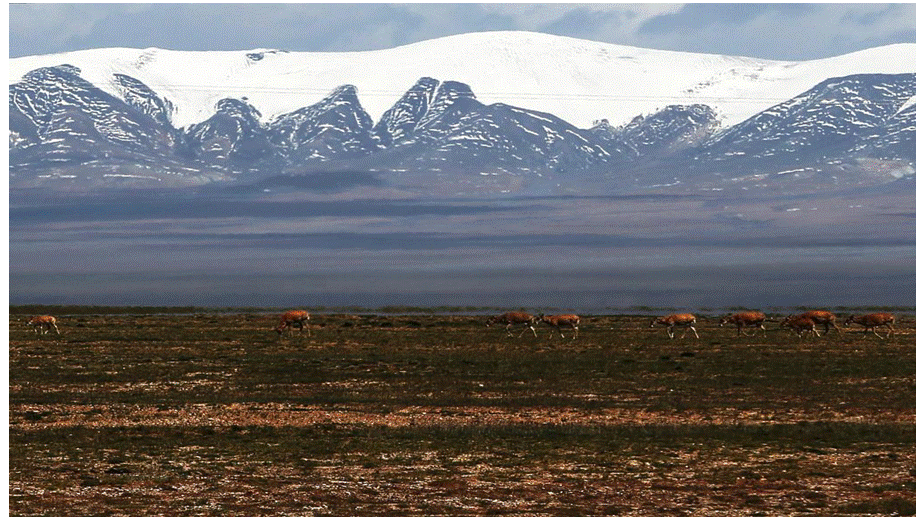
xmin=8 ymin=32 xmax=915 ymax=196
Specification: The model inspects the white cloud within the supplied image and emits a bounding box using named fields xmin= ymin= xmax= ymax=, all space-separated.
xmin=8 ymin=3 xmax=916 ymax=60
xmin=633 ymin=3 xmax=916 ymax=59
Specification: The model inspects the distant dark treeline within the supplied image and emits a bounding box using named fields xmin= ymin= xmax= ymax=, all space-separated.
xmin=9 ymin=195 xmax=518 ymax=223
xmin=10 ymin=304 xmax=916 ymax=317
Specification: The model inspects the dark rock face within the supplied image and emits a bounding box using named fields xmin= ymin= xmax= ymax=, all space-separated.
xmin=694 ymin=74 xmax=915 ymax=167
xmin=8 ymin=63 xmax=916 ymax=195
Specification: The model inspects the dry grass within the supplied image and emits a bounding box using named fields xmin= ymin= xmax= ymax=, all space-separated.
xmin=10 ymin=311 xmax=915 ymax=516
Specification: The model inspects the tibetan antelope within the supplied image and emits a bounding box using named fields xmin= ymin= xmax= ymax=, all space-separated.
xmin=486 ymin=312 xmax=538 ymax=338
xmin=650 ymin=313 xmax=699 ymax=339
xmin=845 ymin=313 xmax=895 ymax=339
xmin=719 ymin=311 xmax=767 ymax=337
xmin=780 ymin=314 xmax=820 ymax=338
xmin=798 ymin=310 xmax=840 ymax=336
xmin=28 ymin=315 xmax=60 ymax=335
xmin=538 ymin=314 xmax=580 ymax=340
xmin=275 ymin=310 xmax=311 ymax=337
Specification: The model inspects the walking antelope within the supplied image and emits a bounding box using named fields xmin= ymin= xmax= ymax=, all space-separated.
xmin=845 ymin=313 xmax=896 ymax=339
xmin=780 ymin=314 xmax=820 ymax=338
xmin=486 ymin=312 xmax=538 ymax=338
xmin=719 ymin=311 xmax=767 ymax=337
xmin=538 ymin=314 xmax=580 ymax=340
xmin=28 ymin=315 xmax=60 ymax=335
xmin=275 ymin=310 xmax=311 ymax=337
xmin=650 ymin=313 xmax=699 ymax=339
xmin=799 ymin=310 xmax=840 ymax=336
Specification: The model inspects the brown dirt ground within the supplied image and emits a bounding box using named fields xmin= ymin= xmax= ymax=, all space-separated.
xmin=9 ymin=312 xmax=916 ymax=516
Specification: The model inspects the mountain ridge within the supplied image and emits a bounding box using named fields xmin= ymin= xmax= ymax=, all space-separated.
xmin=8 ymin=32 xmax=916 ymax=196
xmin=9 ymin=32 xmax=915 ymax=128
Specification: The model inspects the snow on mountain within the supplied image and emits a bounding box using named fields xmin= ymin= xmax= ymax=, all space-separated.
xmin=376 ymin=87 xmax=614 ymax=177
xmin=9 ymin=31 xmax=916 ymax=130
xmin=8 ymin=32 xmax=916 ymax=195
xmin=591 ymin=104 xmax=720 ymax=159
xmin=696 ymin=73 xmax=916 ymax=164
xmin=373 ymin=77 xmax=440 ymax=148
xmin=267 ymin=84 xmax=382 ymax=163
xmin=183 ymin=97 xmax=273 ymax=165
xmin=10 ymin=64 xmax=177 ymax=159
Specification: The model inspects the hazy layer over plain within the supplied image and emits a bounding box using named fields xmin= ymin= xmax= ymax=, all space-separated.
xmin=10 ymin=189 xmax=914 ymax=310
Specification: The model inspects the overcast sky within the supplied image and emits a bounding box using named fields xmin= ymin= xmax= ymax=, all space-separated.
xmin=9 ymin=3 xmax=916 ymax=61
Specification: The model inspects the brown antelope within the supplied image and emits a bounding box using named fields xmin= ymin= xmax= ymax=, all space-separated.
xmin=28 ymin=315 xmax=60 ymax=335
xmin=719 ymin=311 xmax=767 ymax=337
xmin=275 ymin=310 xmax=311 ymax=337
xmin=844 ymin=313 xmax=895 ymax=339
xmin=538 ymin=314 xmax=580 ymax=340
xmin=486 ymin=311 xmax=538 ymax=338
xmin=799 ymin=310 xmax=840 ymax=335
xmin=650 ymin=313 xmax=699 ymax=339
xmin=780 ymin=314 xmax=820 ymax=338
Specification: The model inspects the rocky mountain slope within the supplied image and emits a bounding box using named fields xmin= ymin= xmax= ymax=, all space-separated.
xmin=8 ymin=33 xmax=915 ymax=196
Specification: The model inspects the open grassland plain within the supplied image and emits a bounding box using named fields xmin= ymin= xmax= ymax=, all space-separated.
xmin=9 ymin=310 xmax=916 ymax=516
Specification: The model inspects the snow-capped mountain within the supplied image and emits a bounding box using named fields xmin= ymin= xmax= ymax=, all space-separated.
xmin=369 ymin=78 xmax=613 ymax=176
xmin=681 ymin=73 xmax=916 ymax=189
xmin=590 ymin=105 xmax=721 ymax=160
xmin=8 ymin=32 xmax=916 ymax=195
xmin=373 ymin=77 xmax=440 ymax=148
xmin=268 ymin=84 xmax=383 ymax=164
xmin=9 ymin=63 xmax=223 ymax=186
xmin=184 ymin=98 xmax=273 ymax=166
xmin=10 ymin=64 xmax=176 ymax=158
xmin=10 ymin=32 xmax=914 ymax=129
xmin=696 ymin=73 xmax=915 ymax=162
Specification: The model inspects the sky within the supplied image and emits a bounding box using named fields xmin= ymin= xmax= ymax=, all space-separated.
xmin=8 ymin=3 xmax=916 ymax=61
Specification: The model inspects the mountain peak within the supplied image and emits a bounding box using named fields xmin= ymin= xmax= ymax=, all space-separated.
xmin=373 ymin=77 xmax=441 ymax=147
xmin=215 ymin=98 xmax=262 ymax=119
xmin=329 ymin=84 xmax=359 ymax=100
xmin=7 ymin=35 xmax=916 ymax=195
xmin=12 ymin=36 xmax=911 ymax=129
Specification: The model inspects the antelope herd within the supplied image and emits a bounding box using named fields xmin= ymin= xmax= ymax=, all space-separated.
xmin=482 ymin=309 xmax=900 ymax=341
xmin=18 ymin=309 xmax=902 ymax=341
